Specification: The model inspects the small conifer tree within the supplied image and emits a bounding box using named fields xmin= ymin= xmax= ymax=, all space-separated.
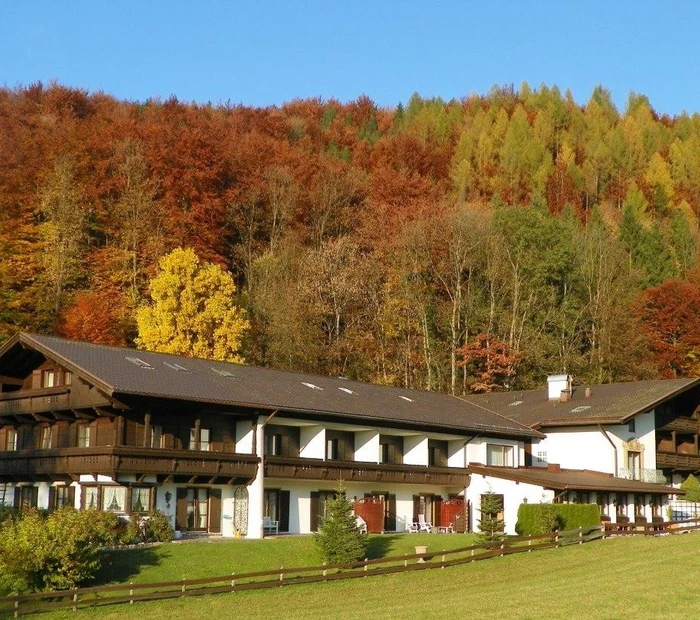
xmin=478 ymin=491 xmax=505 ymax=542
xmin=314 ymin=481 xmax=368 ymax=565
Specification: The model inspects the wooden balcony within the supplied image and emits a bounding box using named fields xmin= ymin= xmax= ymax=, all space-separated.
xmin=658 ymin=418 xmax=700 ymax=433
xmin=264 ymin=456 xmax=469 ymax=487
xmin=0 ymin=387 xmax=111 ymax=418
xmin=656 ymin=451 xmax=700 ymax=471
xmin=0 ymin=446 xmax=259 ymax=484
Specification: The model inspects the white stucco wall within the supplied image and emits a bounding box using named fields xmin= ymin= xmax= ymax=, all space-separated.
xmin=300 ymin=425 xmax=325 ymax=459
xmin=235 ymin=420 xmax=254 ymax=454
xmin=355 ymin=430 xmax=379 ymax=462
xmin=403 ymin=435 xmax=428 ymax=465
xmin=267 ymin=478 xmax=467 ymax=534
xmin=531 ymin=410 xmax=658 ymax=475
xmin=466 ymin=473 xmax=554 ymax=535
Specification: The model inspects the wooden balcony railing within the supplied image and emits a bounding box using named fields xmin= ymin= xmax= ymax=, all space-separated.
xmin=658 ymin=418 xmax=700 ymax=433
xmin=0 ymin=446 xmax=259 ymax=484
xmin=264 ymin=456 xmax=469 ymax=486
xmin=656 ymin=451 xmax=700 ymax=470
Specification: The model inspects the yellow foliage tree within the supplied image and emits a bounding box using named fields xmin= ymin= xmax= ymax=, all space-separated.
xmin=135 ymin=248 xmax=249 ymax=362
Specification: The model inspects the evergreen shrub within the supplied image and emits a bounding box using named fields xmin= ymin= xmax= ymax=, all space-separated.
xmin=516 ymin=503 xmax=600 ymax=536
xmin=314 ymin=482 xmax=368 ymax=565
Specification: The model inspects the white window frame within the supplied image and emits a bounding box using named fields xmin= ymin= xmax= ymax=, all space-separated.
xmin=487 ymin=444 xmax=514 ymax=467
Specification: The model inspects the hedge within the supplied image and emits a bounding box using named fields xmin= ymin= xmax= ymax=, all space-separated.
xmin=516 ymin=503 xmax=601 ymax=536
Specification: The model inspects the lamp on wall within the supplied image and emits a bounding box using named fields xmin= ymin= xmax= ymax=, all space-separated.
xmin=165 ymin=491 xmax=172 ymax=509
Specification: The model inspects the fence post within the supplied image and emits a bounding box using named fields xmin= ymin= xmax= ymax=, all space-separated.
xmin=279 ymin=566 xmax=284 ymax=583
xmin=13 ymin=594 xmax=18 ymax=619
xmin=528 ymin=538 xmax=532 ymax=551
xmin=181 ymin=578 xmax=186 ymax=595
xmin=441 ymin=551 xmax=446 ymax=567
xmin=404 ymin=554 xmax=408 ymax=568
xmin=130 ymin=582 xmax=134 ymax=605
xmin=323 ymin=562 xmax=327 ymax=579
xmin=579 ymin=526 xmax=583 ymax=544
xmin=364 ymin=558 xmax=368 ymax=575
xmin=231 ymin=573 xmax=235 ymax=589
xmin=72 ymin=588 xmax=79 ymax=612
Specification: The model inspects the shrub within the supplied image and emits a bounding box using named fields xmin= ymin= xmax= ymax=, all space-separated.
xmin=141 ymin=510 xmax=174 ymax=542
xmin=681 ymin=474 xmax=700 ymax=502
xmin=516 ymin=503 xmax=600 ymax=536
xmin=0 ymin=508 xmax=125 ymax=593
xmin=314 ymin=482 xmax=367 ymax=565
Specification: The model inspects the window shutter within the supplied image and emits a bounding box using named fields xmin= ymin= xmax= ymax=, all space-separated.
xmin=386 ymin=494 xmax=397 ymax=531
xmin=208 ymin=489 xmax=222 ymax=534
xmin=279 ymin=490 xmax=290 ymax=533
xmin=67 ymin=486 xmax=76 ymax=508
xmin=413 ymin=495 xmax=420 ymax=522
xmin=310 ymin=491 xmax=320 ymax=532
xmin=48 ymin=487 xmax=56 ymax=510
xmin=31 ymin=486 xmax=38 ymax=508
xmin=13 ymin=487 xmax=20 ymax=509
xmin=175 ymin=488 xmax=188 ymax=530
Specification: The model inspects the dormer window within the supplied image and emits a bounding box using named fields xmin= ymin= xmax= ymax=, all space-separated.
xmin=64 ymin=371 xmax=72 ymax=386
xmin=41 ymin=370 xmax=55 ymax=388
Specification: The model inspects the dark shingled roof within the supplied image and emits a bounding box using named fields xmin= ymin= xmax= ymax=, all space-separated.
xmin=0 ymin=333 xmax=540 ymax=438
xmin=468 ymin=464 xmax=682 ymax=495
xmin=462 ymin=379 xmax=700 ymax=428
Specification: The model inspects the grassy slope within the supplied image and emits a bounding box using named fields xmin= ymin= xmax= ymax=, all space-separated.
xmin=45 ymin=533 xmax=700 ymax=619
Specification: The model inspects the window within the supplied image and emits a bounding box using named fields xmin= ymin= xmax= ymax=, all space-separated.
xmin=18 ymin=486 xmax=38 ymax=510
xmin=628 ymin=419 xmax=636 ymax=433
xmin=428 ymin=440 xmax=448 ymax=467
xmin=149 ymin=425 xmax=164 ymax=448
xmin=634 ymin=494 xmax=645 ymax=519
xmin=41 ymin=369 xmax=55 ymax=388
xmin=627 ymin=451 xmax=641 ymax=480
xmin=265 ymin=433 xmax=282 ymax=456
xmin=102 ymin=486 xmax=126 ymax=512
xmin=189 ymin=427 xmax=211 ymax=451
xmin=53 ymin=486 xmax=75 ymax=509
xmin=77 ymin=424 xmax=90 ymax=448
xmin=83 ymin=486 xmax=99 ymax=510
xmin=487 ymin=444 xmax=514 ymax=467
xmin=380 ymin=443 xmax=391 ymax=464
xmin=6 ymin=429 xmax=18 ymax=451
xmin=64 ymin=371 xmax=72 ymax=386
xmin=200 ymin=428 xmax=211 ymax=451
xmin=536 ymin=451 xmax=547 ymax=464
xmin=264 ymin=489 xmax=280 ymax=521
xmin=615 ymin=493 xmax=627 ymax=519
xmin=130 ymin=487 xmax=153 ymax=513
xmin=326 ymin=438 xmax=339 ymax=460
xmin=40 ymin=426 xmax=54 ymax=450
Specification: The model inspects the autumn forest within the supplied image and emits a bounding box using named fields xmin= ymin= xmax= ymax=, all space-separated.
xmin=2 ymin=82 xmax=700 ymax=394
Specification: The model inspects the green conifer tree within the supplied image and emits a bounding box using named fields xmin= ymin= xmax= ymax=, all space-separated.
xmin=314 ymin=481 xmax=368 ymax=565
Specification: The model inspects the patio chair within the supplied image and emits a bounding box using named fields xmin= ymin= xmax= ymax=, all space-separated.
xmin=262 ymin=515 xmax=279 ymax=535
xmin=406 ymin=520 xmax=420 ymax=533
xmin=418 ymin=514 xmax=432 ymax=533
xmin=355 ymin=515 xmax=368 ymax=534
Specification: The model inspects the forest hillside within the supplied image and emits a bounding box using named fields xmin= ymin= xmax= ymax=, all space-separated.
xmin=2 ymin=82 xmax=700 ymax=394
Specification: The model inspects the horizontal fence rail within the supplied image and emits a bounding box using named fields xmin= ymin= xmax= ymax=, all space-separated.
xmin=1 ymin=521 xmax=697 ymax=617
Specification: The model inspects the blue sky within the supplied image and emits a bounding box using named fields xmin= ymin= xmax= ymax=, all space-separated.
xmin=2 ymin=1 xmax=699 ymax=115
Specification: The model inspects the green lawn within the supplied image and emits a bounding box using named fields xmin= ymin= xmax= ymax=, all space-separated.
xmin=93 ymin=532 xmax=478 ymax=585
xmin=35 ymin=533 xmax=700 ymax=618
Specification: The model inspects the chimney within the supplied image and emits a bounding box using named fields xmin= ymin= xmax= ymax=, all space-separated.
xmin=560 ymin=390 xmax=570 ymax=402
xmin=547 ymin=463 xmax=561 ymax=472
xmin=547 ymin=374 xmax=572 ymax=401
xmin=585 ymin=387 xmax=592 ymax=399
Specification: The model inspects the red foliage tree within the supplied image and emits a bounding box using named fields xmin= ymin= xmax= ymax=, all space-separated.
xmin=57 ymin=291 xmax=128 ymax=345
xmin=457 ymin=333 xmax=520 ymax=393
xmin=632 ymin=279 xmax=700 ymax=378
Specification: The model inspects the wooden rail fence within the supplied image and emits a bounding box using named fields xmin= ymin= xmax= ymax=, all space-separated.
xmin=2 ymin=520 xmax=698 ymax=617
